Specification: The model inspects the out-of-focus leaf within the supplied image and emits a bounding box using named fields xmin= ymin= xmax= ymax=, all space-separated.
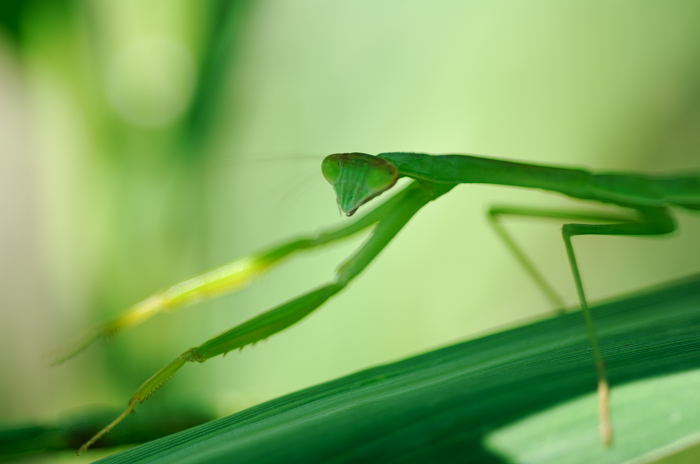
xmin=0 ymin=403 xmax=214 ymax=460
xmin=0 ymin=0 xmax=77 ymax=46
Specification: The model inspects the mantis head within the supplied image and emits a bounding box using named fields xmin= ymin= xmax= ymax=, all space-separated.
xmin=322 ymin=153 xmax=399 ymax=216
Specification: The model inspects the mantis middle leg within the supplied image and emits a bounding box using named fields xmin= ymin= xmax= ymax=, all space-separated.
xmin=488 ymin=206 xmax=646 ymax=312
xmin=488 ymin=204 xmax=676 ymax=444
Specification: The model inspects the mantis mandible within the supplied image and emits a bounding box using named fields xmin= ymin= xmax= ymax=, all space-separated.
xmin=63 ymin=152 xmax=700 ymax=453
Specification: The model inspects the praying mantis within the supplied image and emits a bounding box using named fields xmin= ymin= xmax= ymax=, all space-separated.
xmin=62 ymin=152 xmax=700 ymax=454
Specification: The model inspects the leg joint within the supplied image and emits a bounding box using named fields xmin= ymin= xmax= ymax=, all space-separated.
xmin=183 ymin=347 xmax=205 ymax=363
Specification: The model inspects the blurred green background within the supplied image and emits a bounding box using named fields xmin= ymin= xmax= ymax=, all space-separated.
xmin=1 ymin=1 xmax=699 ymax=461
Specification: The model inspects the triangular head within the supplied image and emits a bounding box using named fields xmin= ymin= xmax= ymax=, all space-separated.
xmin=322 ymin=153 xmax=399 ymax=216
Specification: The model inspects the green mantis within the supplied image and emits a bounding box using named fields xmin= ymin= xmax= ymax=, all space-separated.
xmin=64 ymin=152 xmax=700 ymax=453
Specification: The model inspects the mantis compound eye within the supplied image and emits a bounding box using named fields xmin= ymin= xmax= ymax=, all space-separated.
xmin=322 ymin=153 xmax=399 ymax=216
xmin=321 ymin=155 xmax=341 ymax=184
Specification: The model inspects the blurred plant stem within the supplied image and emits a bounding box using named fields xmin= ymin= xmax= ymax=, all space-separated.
xmin=10 ymin=0 xmax=254 ymax=398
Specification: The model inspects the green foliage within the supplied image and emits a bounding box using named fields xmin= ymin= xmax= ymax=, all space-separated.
xmin=0 ymin=403 xmax=214 ymax=460
xmin=96 ymin=276 xmax=700 ymax=463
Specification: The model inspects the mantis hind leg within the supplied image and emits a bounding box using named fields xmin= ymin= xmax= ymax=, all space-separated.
xmin=488 ymin=205 xmax=676 ymax=444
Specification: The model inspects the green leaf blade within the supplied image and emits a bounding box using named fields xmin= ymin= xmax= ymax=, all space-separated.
xmin=97 ymin=275 xmax=700 ymax=464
